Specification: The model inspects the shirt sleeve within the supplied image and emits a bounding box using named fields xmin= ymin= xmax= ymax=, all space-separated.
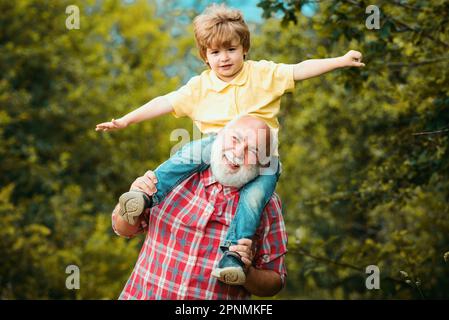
xmin=253 ymin=194 xmax=288 ymax=281
xmin=164 ymin=75 xmax=201 ymax=119
xmin=254 ymin=60 xmax=295 ymax=95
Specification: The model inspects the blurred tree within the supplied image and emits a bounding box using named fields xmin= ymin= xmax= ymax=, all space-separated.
xmin=2 ymin=0 xmax=448 ymax=300
xmin=253 ymin=0 xmax=449 ymax=298
xmin=0 ymin=0 xmax=193 ymax=299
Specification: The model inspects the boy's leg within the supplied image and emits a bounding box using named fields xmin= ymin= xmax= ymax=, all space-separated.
xmin=117 ymin=134 xmax=215 ymax=225
xmin=211 ymin=157 xmax=281 ymax=285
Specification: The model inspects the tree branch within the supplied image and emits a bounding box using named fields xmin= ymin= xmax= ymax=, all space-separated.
xmin=341 ymin=0 xmax=449 ymax=48
xmin=290 ymin=246 xmax=412 ymax=286
xmin=385 ymin=16 xmax=449 ymax=48
xmin=412 ymin=126 xmax=449 ymax=136
xmin=385 ymin=57 xmax=449 ymax=68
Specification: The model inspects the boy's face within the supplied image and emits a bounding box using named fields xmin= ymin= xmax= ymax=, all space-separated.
xmin=206 ymin=42 xmax=246 ymax=82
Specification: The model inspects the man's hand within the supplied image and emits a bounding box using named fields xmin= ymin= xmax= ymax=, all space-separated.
xmin=95 ymin=118 xmax=129 ymax=132
xmin=111 ymin=170 xmax=158 ymax=238
xmin=138 ymin=208 xmax=151 ymax=231
xmin=112 ymin=205 xmax=150 ymax=238
xmin=130 ymin=170 xmax=158 ymax=196
xmin=340 ymin=50 xmax=365 ymax=67
xmin=229 ymin=238 xmax=255 ymax=273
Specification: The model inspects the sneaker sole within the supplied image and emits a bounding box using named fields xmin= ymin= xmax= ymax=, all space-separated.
xmin=211 ymin=267 xmax=246 ymax=285
xmin=118 ymin=191 xmax=147 ymax=225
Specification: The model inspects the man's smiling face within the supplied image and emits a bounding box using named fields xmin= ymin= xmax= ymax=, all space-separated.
xmin=222 ymin=128 xmax=259 ymax=169
xmin=210 ymin=116 xmax=271 ymax=188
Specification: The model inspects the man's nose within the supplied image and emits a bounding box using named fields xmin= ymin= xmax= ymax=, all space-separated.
xmin=233 ymin=143 xmax=246 ymax=158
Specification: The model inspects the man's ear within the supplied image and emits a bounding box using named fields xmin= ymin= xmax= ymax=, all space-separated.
xmin=258 ymin=150 xmax=272 ymax=168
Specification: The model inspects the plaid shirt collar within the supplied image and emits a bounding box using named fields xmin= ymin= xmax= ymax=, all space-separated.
xmin=201 ymin=167 xmax=240 ymax=197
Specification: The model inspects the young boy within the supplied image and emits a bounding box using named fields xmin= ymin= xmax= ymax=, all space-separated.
xmin=96 ymin=4 xmax=365 ymax=286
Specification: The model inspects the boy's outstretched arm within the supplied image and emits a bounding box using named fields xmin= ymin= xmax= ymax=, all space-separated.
xmin=95 ymin=96 xmax=173 ymax=131
xmin=293 ymin=50 xmax=365 ymax=81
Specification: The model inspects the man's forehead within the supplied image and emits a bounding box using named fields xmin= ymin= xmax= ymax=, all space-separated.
xmin=222 ymin=128 xmax=270 ymax=152
xmin=224 ymin=127 xmax=267 ymax=138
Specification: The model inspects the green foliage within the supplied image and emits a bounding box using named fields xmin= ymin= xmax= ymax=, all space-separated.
xmin=0 ymin=0 xmax=193 ymax=299
xmin=253 ymin=0 xmax=449 ymax=298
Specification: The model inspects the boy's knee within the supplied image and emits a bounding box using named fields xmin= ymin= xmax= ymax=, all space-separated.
xmin=244 ymin=186 xmax=265 ymax=212
xmin=175 ymin=141 xmax=203 ymax=164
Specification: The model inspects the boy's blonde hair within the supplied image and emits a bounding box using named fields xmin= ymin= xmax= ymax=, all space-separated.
xmin=193 ymin=4 xmax=250 ymax=63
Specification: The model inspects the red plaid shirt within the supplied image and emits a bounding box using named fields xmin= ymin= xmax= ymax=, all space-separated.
xmin=114 ymin=167 xmax=288 ymax=300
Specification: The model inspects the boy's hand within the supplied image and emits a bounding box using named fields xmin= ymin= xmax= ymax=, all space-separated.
xmin=95 ymin=118 xmax=128 ymax=131
xmin=340 ymin=50 xmax=365 ymax=68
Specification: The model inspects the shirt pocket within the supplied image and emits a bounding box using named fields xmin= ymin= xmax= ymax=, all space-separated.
xmin=208 ymin=199 xmax=234 ymax=227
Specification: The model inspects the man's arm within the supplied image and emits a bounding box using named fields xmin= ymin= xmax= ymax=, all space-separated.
xmin=244 ymin=266 xmax=283 ymax=297
xmin=229 ymin=239 xmax=284 ymax=297
xmin=111 ymin=170 xmax=158 ymax=238
xmin=292 ymin=50 xmax=365 ymax=81
xmin=112 ymin=204 xmax=146 ymax=238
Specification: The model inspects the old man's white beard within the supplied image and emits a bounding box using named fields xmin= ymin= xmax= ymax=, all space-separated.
xmin=209 ymin=138 xmax=259 ymax=189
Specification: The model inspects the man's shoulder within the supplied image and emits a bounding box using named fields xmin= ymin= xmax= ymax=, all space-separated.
xmin=269 ymin=192 xmax=282 ymax=204
xmin=263 ymin=192 xmax=283 ymax=218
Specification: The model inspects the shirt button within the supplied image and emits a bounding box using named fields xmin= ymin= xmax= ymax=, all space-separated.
xmin=206 ymin=203 xmax=214 ymax=214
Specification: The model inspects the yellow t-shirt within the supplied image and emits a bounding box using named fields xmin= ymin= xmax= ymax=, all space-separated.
xmin=165 ymin=60 xmax=295 ymax=155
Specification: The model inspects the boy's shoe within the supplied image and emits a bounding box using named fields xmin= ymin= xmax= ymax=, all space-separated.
xmin=211 ymin=251 xmax=246 ymax=285
xmin=117 ymin=190 xmax=152 ymax=225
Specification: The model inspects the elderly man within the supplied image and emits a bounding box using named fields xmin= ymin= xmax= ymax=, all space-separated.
xmin=112 ymin=116 xmax=288 ymax=299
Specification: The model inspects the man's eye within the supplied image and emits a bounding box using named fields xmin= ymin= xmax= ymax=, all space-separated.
xmin=232 ymin=136 xmax=242 ymax=145
xmin=229 ymin=48 xmax=236 ymax=51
